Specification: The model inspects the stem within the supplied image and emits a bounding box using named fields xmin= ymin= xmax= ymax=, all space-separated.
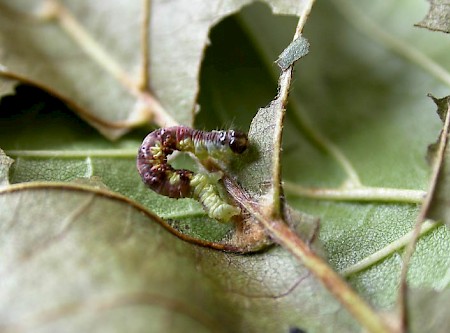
xmin=228 ymin=179 xmax=393 ymax=333
xmin=268 ymin=220 xmax=393 ymax=333
xmin=284 ymin=182 xmax=426 ymax=204
xmin=269 ymin=0 xmax=315 ymax=216
xmin=239 ymin=11 xmax=362 ymax=185
xmin=223 ymin=173 xmax=393 ymax=333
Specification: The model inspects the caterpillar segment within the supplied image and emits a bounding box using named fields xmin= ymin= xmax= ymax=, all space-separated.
xmin=189 ymin=173 xmax=240 ymax=222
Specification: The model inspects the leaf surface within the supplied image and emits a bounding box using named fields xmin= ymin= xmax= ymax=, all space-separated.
xmin=0 ymin=186 xmax=355 ymax=333
xmin=0 ymin=0 xmax=311 ymax=138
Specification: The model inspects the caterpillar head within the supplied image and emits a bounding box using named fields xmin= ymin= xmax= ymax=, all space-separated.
xmin=226 ymin=130 xmax=248 ymax=154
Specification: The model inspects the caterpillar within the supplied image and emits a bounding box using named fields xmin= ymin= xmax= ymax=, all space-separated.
xmin=137 ymin=126 xmax=248 ymax=222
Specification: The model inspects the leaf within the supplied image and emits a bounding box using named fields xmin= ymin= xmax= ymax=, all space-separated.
xmin=0 ymin=186 xmax=357 ymax=333
xmin=232 ymin=98 xmax=285 ymax=206
xmin=0 ymin=148 xmax=13 ymax=187
xmin=200 ymin=0 xmax=450 ymax=317
xmin=0 ymin=67 xmax=16 ymax=96
xmin=425 ymin=94 xmax=450 ymax=226
xmin=0 ymin=0 xmax=312 ymax=139
xmin=416 ymin=0 xmax=450 ymax=33
xmin=2 ymin=0 xmax=450 ymax=331
xmin=0 ymin=87 xmax=233 ymax=244
xmin=275 ymin=35 xmax=310 ymax=71
xmin=408 ymin=288 xmax=450 ymax=333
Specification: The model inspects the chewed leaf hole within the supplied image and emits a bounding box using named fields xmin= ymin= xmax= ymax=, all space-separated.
xmin=196 ymin=2 xmax=298 ymax=131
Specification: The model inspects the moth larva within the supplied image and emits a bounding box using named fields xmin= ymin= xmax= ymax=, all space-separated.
xmin=137 ymin=126 xmax=248 ymax=222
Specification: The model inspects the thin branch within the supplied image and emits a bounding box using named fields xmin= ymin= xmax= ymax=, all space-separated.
xmin=270 ymin=0 xmax=315 ymax=217
xmin=284 ymin=182 xmax=426 ymax=204
xmin=341 ymin=220 xmax=438 ymax=277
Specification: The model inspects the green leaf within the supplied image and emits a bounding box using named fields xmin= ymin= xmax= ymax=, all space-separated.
xmin=0 ymin=187 xmax=356 ymax=333
xmin=199 ymin=0 xmax=450 ymax=314
xmin=0 ymin=86 xmax=232 ymax=242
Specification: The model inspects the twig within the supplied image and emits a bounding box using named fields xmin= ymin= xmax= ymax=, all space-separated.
xmin=270 ymin=0 xmax=314 ymax=217
xmin=238 ymin=16 xmax=362 ymax=185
